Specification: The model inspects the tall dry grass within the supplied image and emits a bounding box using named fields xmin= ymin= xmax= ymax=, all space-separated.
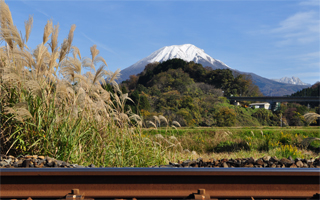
xmin=304 ymin=112 xmax=320 ymax=125
xmin=0 ymin=0 xmax=180 ymax=167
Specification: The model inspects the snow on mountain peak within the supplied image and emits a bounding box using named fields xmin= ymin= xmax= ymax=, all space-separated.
xmin=119 ymin=44 xmax=230 ymax=82
xmin=271 ymin=76 xmax=309 ymax=85
xmin=149 ymin=44 xmax=221 ymax=64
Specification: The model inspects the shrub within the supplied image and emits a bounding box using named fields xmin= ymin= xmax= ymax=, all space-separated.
xmin=252 ymin=108 xmax=273 ymax=125
xmin=279 ymin=132 xmax=293 ymax=145
xmin=214 ymin=107 xmax=236 ymax=127
xmin=273 ymin=144 xmax=304 ymax=160
xmin=215 ymin=141 xmax=237 ymax=152
xmin=214 ymin=140 xmax=250 ymax=152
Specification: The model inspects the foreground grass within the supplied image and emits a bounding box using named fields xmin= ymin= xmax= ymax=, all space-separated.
xmin=144 ymin=126 xmax=320 ymax=161
xmin=0 ymin=0 xmax=186 ymax=167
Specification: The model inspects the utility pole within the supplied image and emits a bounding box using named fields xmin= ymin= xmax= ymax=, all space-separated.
xmin=280 ymin=113 xmax=282 ymax=128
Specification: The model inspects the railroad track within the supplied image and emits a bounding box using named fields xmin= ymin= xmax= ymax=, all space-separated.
xmin=1 ymin=168 xmax=319 ymax=200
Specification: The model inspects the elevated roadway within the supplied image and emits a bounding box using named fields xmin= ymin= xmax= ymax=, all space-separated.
xmin=227 ymin=96 xmax=319 ymax=103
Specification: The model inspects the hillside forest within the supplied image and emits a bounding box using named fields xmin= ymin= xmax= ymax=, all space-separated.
xmin=119 ymin=59 xmax=320 ymax=127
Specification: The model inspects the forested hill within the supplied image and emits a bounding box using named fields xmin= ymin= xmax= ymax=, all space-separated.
xmin=118 ymin=59 xmax=317 ymax=127
xmin=133 ymin=58 xmax=262 ymax=97
xmin=120 ymin=59 xmax=265 ymax=127
xmin=291 ymin=82 xmax=320 ymax=97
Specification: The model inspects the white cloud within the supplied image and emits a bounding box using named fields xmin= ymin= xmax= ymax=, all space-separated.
xmin=293 ymin=51 xmax=320 ymax=61
xmin=35 ymin=8 xmax=51 ymax=18
xmin=271 ymin=11 xmax=319 ymax=46
xmin=20 ymin=0 xmax=51 ymax=18
xmin=291 ymin=71 xmax=320 ymax=85
xmin=299 ymin=0 xmax=320 ymax=6
xmin=82 ymin=33 xmax=116 ymax=55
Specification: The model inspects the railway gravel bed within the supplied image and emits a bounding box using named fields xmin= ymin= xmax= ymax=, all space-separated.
xmin=1 ymin=154 xmax=319 ymax=168
xmin=1 ymin=154 xmax=319 ymax=199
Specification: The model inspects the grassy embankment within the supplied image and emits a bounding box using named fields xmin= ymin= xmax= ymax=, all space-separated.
xmin=143 ymin=126 xmax=320 ymax=161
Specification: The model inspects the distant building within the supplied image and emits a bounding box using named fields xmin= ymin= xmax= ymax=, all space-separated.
xmin=233 ymin=101 xmax=241 ymax=106
xmin=249 ymin=102 xmax=270 ymax=109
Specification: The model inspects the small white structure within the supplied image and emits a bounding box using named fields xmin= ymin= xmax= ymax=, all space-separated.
xmin=233 ymin=101 xmax=241 ymax=106
xmin=249 ymin=102 xmax=270 ymax=109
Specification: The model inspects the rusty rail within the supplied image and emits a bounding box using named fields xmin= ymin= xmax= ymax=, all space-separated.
xmin=1 ymin=168 xmax=319 ymax=199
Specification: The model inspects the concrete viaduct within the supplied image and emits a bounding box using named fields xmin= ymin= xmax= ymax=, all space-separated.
xmin=227 ymin=96 xmax=319 ymax=103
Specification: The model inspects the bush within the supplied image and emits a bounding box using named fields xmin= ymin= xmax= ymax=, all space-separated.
xmin=215 ymin=141 xmax=237 ymax=152
xmin=214 ymin=107 xmax=236 ymax=127
xmin=279 ymin=132 xmax=293 ymax=145
xmin=176 ymin=108 xmax=194 ymax=126
xmin=214 ymin=140 xmax=250 ymax=152
xmin=252 ymin=109 xmax=273 ymax=125
xmin=273 ymin=145 xmax=304 ymax=160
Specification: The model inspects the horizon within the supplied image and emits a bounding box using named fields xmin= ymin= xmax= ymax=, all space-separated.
xmin=6 ymin=0 xmax=320 ymax=85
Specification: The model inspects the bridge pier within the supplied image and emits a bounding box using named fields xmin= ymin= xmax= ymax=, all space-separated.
xmin=270 ymin=102 xmax=280 ymax=111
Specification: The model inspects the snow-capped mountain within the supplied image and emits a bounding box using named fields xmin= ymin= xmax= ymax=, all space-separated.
xmin=117 ymin=44 xmax=309 ymax=95
xmin=118 ymin=44 xmax=230 ymax=82
xmin=271 ymin=77 xmax=309 ymax=86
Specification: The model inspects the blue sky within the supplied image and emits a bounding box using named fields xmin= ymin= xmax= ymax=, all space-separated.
xmin=6 ymin=0 xmax=320 ymax=84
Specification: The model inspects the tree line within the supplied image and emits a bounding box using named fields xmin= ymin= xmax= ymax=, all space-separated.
xmin=118 ymin=59 xmax=319 ymax=127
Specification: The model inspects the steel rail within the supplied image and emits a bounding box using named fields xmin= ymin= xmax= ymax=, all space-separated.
xmin=1 ymin=168 xmax=319 ymax=199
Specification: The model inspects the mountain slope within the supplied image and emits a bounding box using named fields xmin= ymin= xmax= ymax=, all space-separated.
xmin=243 ymin=72 xmax=309 ymax=96
xmin=119 ymin=44 xmax=309 ymax=96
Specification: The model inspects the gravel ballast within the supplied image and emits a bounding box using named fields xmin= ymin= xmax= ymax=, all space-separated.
xmin=0 ymin=154 xmax=89 ymax=168
xmin=0 ymin=154 xmax=319 ymax=168
xmin=161 ymin=156 xmax=320 ymax=168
